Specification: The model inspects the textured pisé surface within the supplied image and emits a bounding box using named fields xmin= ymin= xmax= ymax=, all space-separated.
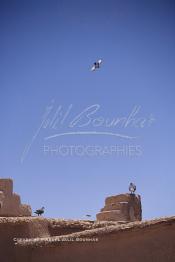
xmin=0 ymin=179 xmax=31 ymax=217
xmin=96 ymin=193 xmax=142 ymax=222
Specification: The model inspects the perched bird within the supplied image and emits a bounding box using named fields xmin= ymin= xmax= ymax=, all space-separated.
xmin=34 ymin=207 xmax=45 ymax=216
xmin=129 ymin=183 xmax=136 ymax=194
xmin=90 ymin=59 xmax=102 ymax=71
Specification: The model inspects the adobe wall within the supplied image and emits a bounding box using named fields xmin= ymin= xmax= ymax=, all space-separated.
xmin=0 ymin=216 xmax=175 ymax=262
xmin=0 ymin=217 xmax=103 ymax=262
xmin=96 ymin=193 xmax=142 ymax=222
xmin=48 ymin=220 xmax=120 ymax=236
xmin=0 ymin=217 xmax=50 ymax=262
xmin=48 ymin=220 xmax=94 ymax=236
xmin=0 ymin=179 xmax=31 ymax=217
xmin=15 ymin=222 xmax=175 ymax=262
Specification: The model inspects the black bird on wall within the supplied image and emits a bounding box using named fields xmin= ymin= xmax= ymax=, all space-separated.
xmin=34 ymin=206 xmax=45 ymax=216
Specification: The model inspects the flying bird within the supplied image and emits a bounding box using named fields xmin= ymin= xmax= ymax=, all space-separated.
xmin=86 ymin=214 xmax=91 ymax=218
xmin=90 ymin=59 xmax=102 ymax=71
xmin=34 ymin=207 xmax=45 ymax=216
xmin=129 ymin=183 xmax=136 ymax=194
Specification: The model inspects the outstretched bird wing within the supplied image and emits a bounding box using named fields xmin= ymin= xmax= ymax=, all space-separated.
xmin=90 ymin=65 xmax=96 ymax=71
xmin=90 ymin=59 xmax=102 ymax=71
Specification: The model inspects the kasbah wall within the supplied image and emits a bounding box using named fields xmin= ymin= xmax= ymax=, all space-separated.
xmin=0 ymin=178 xmax=175 ymax=262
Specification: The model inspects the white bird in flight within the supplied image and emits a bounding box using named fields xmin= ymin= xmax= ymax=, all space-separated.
xmin=90 ymin=59 xmax=102 ymax=71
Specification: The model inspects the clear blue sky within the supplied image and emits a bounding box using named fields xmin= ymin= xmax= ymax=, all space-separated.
xmin=1 ymin=0 xmax=175 ymax=220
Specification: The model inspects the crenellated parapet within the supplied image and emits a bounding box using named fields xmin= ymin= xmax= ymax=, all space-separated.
xmin=96 ymin=193 xmax=142 ymax=222
xmin=0 ymin=179 xmax=31 ymax=217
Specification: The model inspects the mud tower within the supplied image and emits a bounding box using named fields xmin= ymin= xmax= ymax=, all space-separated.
xmin=0 ymin=178 xmax=31 ymax=217
xmin=96 ymin=193 xmax=142 ymax=222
